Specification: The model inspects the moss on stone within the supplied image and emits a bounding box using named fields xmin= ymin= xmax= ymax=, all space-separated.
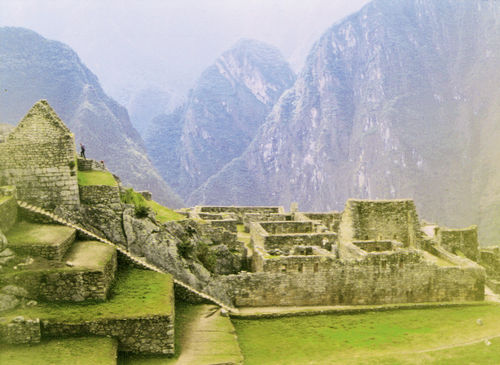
xmin=77 ymin=171 xmax=117 ymax=186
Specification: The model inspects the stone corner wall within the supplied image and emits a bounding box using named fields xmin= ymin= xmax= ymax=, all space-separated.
xmin=0 ymin=195 xmax=17 ymax=233
xmin=438 ymin=226 xmax=479 ymax=261
xmin=339 ymin=199 xmax=421 ymax=249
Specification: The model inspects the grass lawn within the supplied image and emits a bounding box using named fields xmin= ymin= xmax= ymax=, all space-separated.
xmin=118 ymin=302 xmax=200 ymax=364
xmin=121 ymin=188 xmax=184 ymax=223
xmin=0 ymin=337 xmax=117 ymax=365
xmin=77 ymin=171 xmax=117 ymax=186
xmin=145 ymin=200 xmax=185 ymax=223
xmin=0 ymin=195 xmax=11 ymax=204
xmin=6 ymin=221 xmax=75 ymax=246
xmin=1 ymin=267 xmax=173 ymax=322
xmin=233 ymin=303 xmax=500 ymax=364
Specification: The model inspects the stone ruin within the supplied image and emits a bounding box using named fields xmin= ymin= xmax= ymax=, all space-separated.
xmin=2 ymin=99 xmax=500 ymax=361
xmin=184 ymin=201 xmax=487 ymax=307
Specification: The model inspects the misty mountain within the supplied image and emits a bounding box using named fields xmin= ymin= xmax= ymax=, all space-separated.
xmin=190 ymin=0 xmax=500 ymax=243
xmin=0 ymin=27 xmax=182 ymax=207
xmin=146 ymin=39 xmax=295 ymax=199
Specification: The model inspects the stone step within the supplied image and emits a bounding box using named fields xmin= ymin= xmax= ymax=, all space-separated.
xmin=5 ymin=221 xmax=76 ymax=261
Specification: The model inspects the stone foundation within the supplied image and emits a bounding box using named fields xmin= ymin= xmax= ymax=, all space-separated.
xmin=0 ymin=316 xmax=41 ymax=344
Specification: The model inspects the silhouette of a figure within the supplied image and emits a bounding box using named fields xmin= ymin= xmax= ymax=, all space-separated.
xmin=80 ymin=143 xmax=86 ymax=159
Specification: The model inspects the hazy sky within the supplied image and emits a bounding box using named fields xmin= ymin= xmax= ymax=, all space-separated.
xmin=0 ymin=0 xmax=370 ymax=104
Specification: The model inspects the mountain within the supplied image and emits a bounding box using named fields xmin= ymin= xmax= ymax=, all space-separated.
xmin=0 ymin=27 xmax=182 ymax=208
xmin=146 ymin=39 xmax=295 ymax=199
xmin=190 ymin=0 xmax=500 ymax=243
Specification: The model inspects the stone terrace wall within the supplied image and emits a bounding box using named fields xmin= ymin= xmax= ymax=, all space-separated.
xmin=0 ymin=195 xmax=17 ymax=233
xmin=10 ymin=230 xmax=75 ymax=261
xmin=79 ymin=185 xmax=121 ymax=205
xmin=353 ymin=240 xmax=402 ymax=252
xmin=1 ymin=250 xmax=117 ymax=302
xmin=0 ymin=317 xmax=41 ymax=344
xmin=438 ymin=226 xmax=479 ymax=261
xmin=43 ymin=314 xmax=174 ymax=354
xmin=223 ymin=251 xmax=485 ymax=306
xmin=198 ymin=206 xmax=284 ymax=223
xmin=339 ymin=199 xmax=421 ymax=248
xmin=0 ymin=101 xmax=80 ymax=210
xmin=77 ymin=157 xmax=106 ymax=172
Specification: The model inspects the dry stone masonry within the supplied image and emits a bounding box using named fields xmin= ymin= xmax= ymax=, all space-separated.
xmin=0 ymin=101 xmax=80 ymax=210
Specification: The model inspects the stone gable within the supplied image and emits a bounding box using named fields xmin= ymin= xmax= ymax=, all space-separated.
xmin=0 ymin=100 xmax=80 ymax=210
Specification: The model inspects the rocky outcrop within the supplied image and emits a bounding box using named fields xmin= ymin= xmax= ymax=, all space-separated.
xmin=191 ymin=0 xmax=500 ymax=243
xmin=147 ymin=39 xmax=295 ymax=200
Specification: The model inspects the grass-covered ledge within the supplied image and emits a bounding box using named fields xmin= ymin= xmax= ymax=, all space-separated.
xmin=77 ymin=171 xmax=117 ymax=186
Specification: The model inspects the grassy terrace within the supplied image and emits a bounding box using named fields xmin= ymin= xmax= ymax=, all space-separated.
xmin=0 ymin=337 xmax=117 ymax=365
xmin=233 ymin=303 xmax=500 ymax=364
xmin=5 ymin=221 xmax=75 ymax=246
xmin=77 ymin=170 xmax=117 ymax=186
xmin=2 ymin=267 xmax=173 ymax=322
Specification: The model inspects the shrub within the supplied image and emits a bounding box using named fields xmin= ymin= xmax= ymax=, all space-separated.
xmin=195 ymin=241 xmax=217 ymax=273
xmin=134 ymin=204 xmax=150 ymax=218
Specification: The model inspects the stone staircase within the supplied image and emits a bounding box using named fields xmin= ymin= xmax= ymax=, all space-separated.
xmin=16 ymin=200 xmax=237 ymax=312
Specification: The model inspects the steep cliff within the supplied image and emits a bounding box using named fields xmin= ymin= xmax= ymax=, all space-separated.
xmin=147 ymin=39 xmax=295 ymax=199
xmin=0 ymin=27 xmax=182 ymax=208
xmin=190 ymin=0 xmax=500 ymax=243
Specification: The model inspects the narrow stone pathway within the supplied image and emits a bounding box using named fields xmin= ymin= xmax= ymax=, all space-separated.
xmin=176 ymin=305 xmax=243 ymax=365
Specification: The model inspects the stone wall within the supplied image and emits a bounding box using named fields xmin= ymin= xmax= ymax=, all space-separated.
xmin=42 ymin=314 xmax=174 ymax=354
xmin=77 ymin=157 xmax=106 ymax=172
xmin=353 ymin=240 xmax=402 ymax=252
xmin=0 ymin=195 xmax=17 ymax=233
xmin=0 ymin=317 xmax=41 ymax=344
xmin=1 ymin=250 xmax=117 ymax=302
xmin=223 ymin=250 xmax=485 ymax=306
xmin=339 ymin=199 xmax=421 ymax=249
xmin=198 ymin=206 xmax=284 ymax=223
xmin=438 ymin=226 xmax=479 ymax=261
xmin=0 ymin=101 xmax=80 ymax=210
xmin=11 ymin=230 xmax=75 ymax=261
xmin=264 ymin=233 xmax=337 ymax=253
xmin=79 ymin=185 xmax=121 ymax=205
xmin=259 ymin=221 xmax=314 ymax=234
xmin=302 ymin=212 xmax=342 ymax=232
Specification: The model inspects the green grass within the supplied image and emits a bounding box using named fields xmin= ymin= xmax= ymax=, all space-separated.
xmin=233 ymin=303 xmax=500 ymax=364
xmin=0 ymin=195 xmax=10 ymax=204
xmin=145 ymin=200 xmax=184 ymax=223
xmin=121 ymin=188 xmax=184 ymax=223
xmin=2 ymin=267 xmax=173 ymax=322
xmin=77 ymin=171 xmax=117 ymax=186
xmin=118 ymin=302 xmax=200 ymax=364
xmin=0 ymin=337 xmax=117 ymax=365
xmin=6 ymin=221 xmax=75 ymax=246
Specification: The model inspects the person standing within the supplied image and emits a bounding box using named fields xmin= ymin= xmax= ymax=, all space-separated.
xmin=80 ymin=143 xmax=86 ymax=159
